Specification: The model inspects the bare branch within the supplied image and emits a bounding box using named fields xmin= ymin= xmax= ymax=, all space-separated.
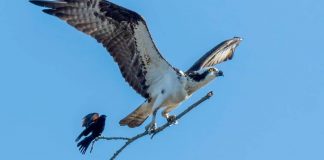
xmin=99 ymin=137 xmax=131 ymax=141
xmin=151 ymin=91 xmax=214 ymax=138
xmin=91 ymin=91 xmax=214 ymax=160
xmin=90 ymin=137 xmax=130 ymax=153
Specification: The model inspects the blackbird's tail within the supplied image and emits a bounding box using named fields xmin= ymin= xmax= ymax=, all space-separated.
xmin=75 ymin=132 xmax=83 ymax=142
xmin=77 ymin=135 xmax=95 ymax=154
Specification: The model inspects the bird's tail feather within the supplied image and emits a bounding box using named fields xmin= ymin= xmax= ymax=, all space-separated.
xmin=77 ymin=135 xmax=95 ymax=154
xmin=119 ymin=102 xmax=152 ymax=128
xmin=75 ymin=133 xmax=83 ymax=142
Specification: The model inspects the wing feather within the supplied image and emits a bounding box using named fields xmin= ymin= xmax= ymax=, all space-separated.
xmin=30 ymin=0 xmax=174 ymax=98
xmin=186 ymin=37 xmax=242 ymax=73
xmin=82 ymin=113 xmax=99 ymax=127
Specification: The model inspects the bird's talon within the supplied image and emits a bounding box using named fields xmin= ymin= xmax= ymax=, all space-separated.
xmin=145 ymin=122 xmax=157 ymax=134
xmin=167 ymin=115 xmax=177 ymax=125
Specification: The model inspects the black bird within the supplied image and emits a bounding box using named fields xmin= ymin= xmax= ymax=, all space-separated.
xmin=75 ymin=113 xmax=106 ymax=154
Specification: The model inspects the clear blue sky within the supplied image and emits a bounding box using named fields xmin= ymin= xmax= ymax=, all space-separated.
xmin=0 ymin=0 xmax=323 ymax=160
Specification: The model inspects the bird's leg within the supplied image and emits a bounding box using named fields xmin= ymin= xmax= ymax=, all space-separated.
xmin=162 ymin=111 xmax=178 ymax=125
xmin=145 ymin=108 xmax=158 ymax=134
xmin=145 ymin=95 xmax=165 ymax=133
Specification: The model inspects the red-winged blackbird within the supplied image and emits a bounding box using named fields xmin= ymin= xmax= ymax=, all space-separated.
xmin=75 ymin=113 xmax=106 ymax=154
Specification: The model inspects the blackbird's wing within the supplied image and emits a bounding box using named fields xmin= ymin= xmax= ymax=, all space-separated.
xmin=75 ymin=122 xmax=96 ymax=142
xmin=82 ymin=113 xmax=99 ymax=128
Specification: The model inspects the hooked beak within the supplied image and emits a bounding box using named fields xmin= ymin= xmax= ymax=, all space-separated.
xmin=217 ymin=70 xmax=224 ymax=77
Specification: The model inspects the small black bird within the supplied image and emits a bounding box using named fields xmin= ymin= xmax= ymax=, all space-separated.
xmin=75 ymin=113 xmax=106 ymax=154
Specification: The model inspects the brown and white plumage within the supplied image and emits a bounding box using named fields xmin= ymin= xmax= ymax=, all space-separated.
xmin=186 ymin=37 xmax=242 ymax=73
xmin=30 ymin=0 xmax=242 ymax=131
xmin=30 ymin=0 xmax=173 ymax=99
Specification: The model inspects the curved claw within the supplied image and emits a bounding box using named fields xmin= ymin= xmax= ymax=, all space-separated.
xmin=145 ymin=122 xmax=157 ymax=134
xmin=167 ymin=115 xmax=178 ymax=125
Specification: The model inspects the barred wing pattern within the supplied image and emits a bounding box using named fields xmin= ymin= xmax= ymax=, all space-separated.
xmin=187 ymin=37 xmax=242 ymax=73
xmin=30 ymin=0 xmax=174 ymax=98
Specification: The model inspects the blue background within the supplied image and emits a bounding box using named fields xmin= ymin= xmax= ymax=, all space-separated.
xmin=0 ymin=0 xmax=323 ymax=159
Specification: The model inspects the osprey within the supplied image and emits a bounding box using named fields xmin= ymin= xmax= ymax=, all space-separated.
xmin=30 ymin=0 xmax=242 ymax=132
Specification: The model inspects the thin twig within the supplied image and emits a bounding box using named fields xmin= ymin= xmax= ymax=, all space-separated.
xmin=90 ymin=137 xmax=130 ymax=153
xmin=91 ymin=91 xmax=214 ymax=160
xmin=99 ymin=137 xmax=131 ymax=141
xmin=109 ymin=131 xmax=149 ymax=160
xmin=151 ymin=91 xmax=214 ymax=138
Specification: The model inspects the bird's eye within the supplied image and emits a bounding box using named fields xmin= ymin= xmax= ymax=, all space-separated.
xmin=208 ymin=68 xmax=215 ymax=72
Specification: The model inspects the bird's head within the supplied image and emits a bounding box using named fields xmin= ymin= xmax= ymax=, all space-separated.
xmin=186 ymin=67 xmax=223 ymax=94
xmin=207 ymin=67 xmax=224 ymax=77
xmin=188 ymin=67 xmax=223 ymax=82
xmin=100 ymin=115 xmax=107 ymax=119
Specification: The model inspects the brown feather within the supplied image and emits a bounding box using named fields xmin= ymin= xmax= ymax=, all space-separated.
xmin=186 ymin=37 xmax=242 ymax=73
xmin=30 ymin=0 xmax=174 ymax=99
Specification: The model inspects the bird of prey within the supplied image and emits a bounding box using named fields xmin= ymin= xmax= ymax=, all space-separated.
xmin=30 ymin=0 xmax=242 ymax=132
xmin=75 ymin=113 xmax=106 ymax=154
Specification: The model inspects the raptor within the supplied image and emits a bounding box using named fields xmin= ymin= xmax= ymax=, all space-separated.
xmin=30 ymin=0 xmax=242 ymax=132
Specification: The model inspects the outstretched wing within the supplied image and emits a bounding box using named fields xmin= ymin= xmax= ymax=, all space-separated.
xmin=75 ymin=121 xmax=96 ymax=142
xmin=30 ymin=0 xmax=174 ymax=98
xmin=186 ymin=37 xmax=242 ymax=73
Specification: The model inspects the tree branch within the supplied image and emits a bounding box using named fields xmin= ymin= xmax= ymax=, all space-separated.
xmin=91 ymin=91 xmax=214 ymax=160
xmin=90 ymin=137 xmax=130 ymax=153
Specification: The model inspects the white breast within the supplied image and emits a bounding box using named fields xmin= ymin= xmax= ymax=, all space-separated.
xmin=161 ymin=73 xmax=188 ymax=107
